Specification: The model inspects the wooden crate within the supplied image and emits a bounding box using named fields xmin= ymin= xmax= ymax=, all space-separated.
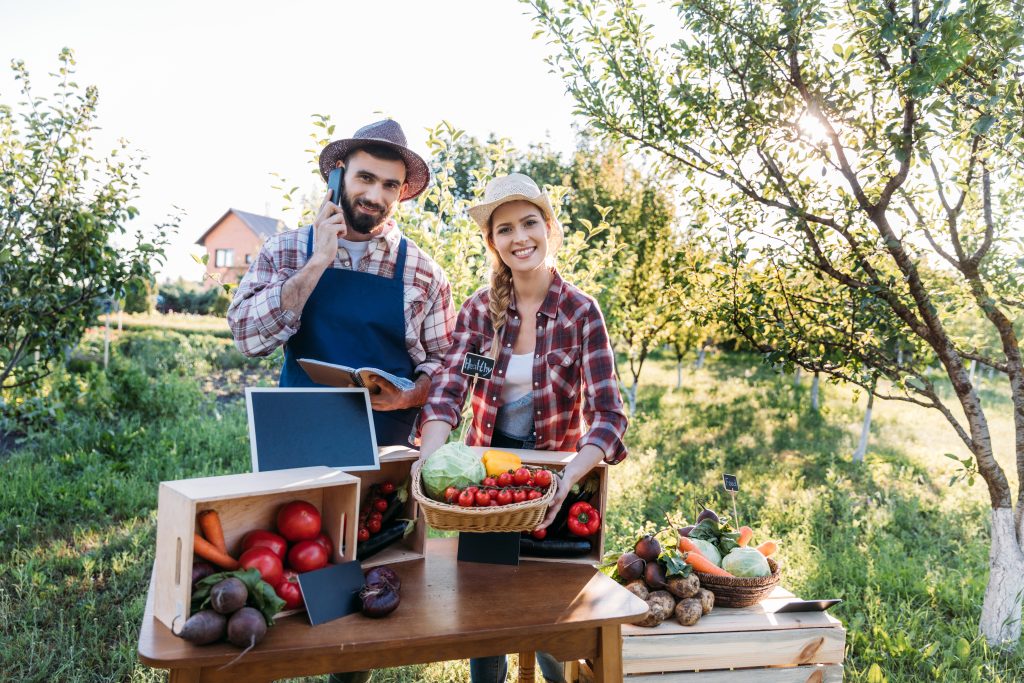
xmin=601 ymin=587 xmax=845 ymax=682
xmin=152 ymin=466 xmax=359 ymax=630
xmin=355 ymin=446 xmax=427 ymax=568
xmin=468 ymin=446 xmax=608 ymax=565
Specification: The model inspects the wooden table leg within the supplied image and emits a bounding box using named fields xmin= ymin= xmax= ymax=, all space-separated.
xmin=592 ymin=624 xmax=623 ymax=683
xmin=168 ymin=669 xmax=201 ymax=683
xmin=518 ymin=651 xmax=536 ymax=682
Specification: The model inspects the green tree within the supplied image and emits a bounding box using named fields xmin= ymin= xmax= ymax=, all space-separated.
xmin=530 ymin=0 xmax=1024 ymax=647
xmin=0 ymin=49 xmax=172 ymax=395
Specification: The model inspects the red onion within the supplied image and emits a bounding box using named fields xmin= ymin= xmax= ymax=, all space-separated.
xmin=364 ymin=566 xmax=401 ymax=591
xmin=360 ymin=582 xmax=400 ymax=618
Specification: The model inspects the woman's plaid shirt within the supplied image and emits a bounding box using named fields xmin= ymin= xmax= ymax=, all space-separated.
xmin=419 ymin=271 xmax=628 ymax=464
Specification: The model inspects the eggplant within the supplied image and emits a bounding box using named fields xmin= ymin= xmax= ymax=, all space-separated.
xmin=519 ymin=536 xmax=592 ymax=558
xmin=379 ymin=492 xmax=403 ymax=528
xmin=357 ymin=520 xmax=408 ymax=561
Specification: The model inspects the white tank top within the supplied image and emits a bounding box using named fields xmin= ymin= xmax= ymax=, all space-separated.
xmin=501 ymin=353 xmax=533 ymax=403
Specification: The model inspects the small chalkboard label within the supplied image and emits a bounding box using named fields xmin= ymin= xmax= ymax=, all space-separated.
xmin=297 ymin=560 xmax=365 ymax=625
xmin=461 ymin=352 xmax=495 ymax=381
xmin=723 ymin=473 xmax=739 ymax=492
xmin=457 ymin=531 xmax=520 ymax=566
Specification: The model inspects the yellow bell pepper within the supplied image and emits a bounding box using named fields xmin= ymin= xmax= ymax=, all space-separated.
xmin=482 ymin=449 xmax=522 ymax=478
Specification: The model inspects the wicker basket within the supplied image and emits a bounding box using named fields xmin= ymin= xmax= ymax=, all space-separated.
xmin=411 ymin=463 xmax=558 ymax=532
xmin=696 ymin=558 xmax=780 ymax=608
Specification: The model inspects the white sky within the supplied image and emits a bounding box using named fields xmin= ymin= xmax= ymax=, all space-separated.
xmin=0 ymin=0 xmax=587 ymax=281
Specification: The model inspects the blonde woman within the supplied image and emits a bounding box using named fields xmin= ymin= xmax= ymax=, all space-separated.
xmin=417 ymin=173 xmax=628 ymax=683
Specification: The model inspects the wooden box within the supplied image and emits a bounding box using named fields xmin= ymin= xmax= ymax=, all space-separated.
xmin=354 ymin=446 xmax=427 ymax=568
xmin=152 ymin=466 xmax=360 ymax=630
xmin=603 ymin=587 xmax=846 ymax=682
xmin=468 ymin=446 xmax=609 ymax=565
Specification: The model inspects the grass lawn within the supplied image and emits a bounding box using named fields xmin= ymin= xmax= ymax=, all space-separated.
xmin=0 ymin=331 xmax=1020 ymax=681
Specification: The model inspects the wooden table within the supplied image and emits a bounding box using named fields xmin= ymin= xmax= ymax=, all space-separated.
xmin=616 ymin=587 xmax=846 ymax=682
xmin=138 ymin=537 xmax=647 ymax=683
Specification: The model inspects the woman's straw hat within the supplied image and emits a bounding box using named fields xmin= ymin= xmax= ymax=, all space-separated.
xmin=467 ymin=173 xmax=563 ymax=253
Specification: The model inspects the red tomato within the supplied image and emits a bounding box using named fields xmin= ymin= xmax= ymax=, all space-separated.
xmin=531 ymin=528 xmax=547 ymax=540
xmin=276 ymin=501 xmax=321 ymax=542
xmin=288 ymin=540 xmax=328 ymax=573
xmin=513 ymin=468 xmax=531 ymax=486
xmin=358 ymin=527 xmax=370 ymax=542
xmin=275 ymin=571 xmax=304 ymax=610
xmin=483 ymin=477 xmax=497 ymax=488
xmin=369 ymin=510 xmax=383 ymax=523
xmin=239 ymin=547 xmax=283 ymax=586
xmin=487 ymin=488 xmax=499 ymax=500
xmin=444 ymin=486 xmax=460 ymax=503
xmin=475 ymin=490 xmax=491 ymax=506
xmin=312 ymin=532 xmax=333 ymax=557
xmin=527 ymin=489 xmax=542 ymax=500
xmin=466 ymin=486 xmax=479 ymax=495
xmin=496 ymin=489 xmax=513 ymax=505
xmin=241 ymin=529 xmax=288 ymax=560
xmin=373 ymin=498 xmax=388 ymax=512
xmin=379 ymin=481 xmax=396 ymax=495
xmin=534 ymin=470 xmax=553 ymax=488
xmin=458 ymin=490 xmax=475 ymax=507
xmin=497 ymin=472 xmax=513 ymax=487
xmin=487 ymin=499 xmax=499 ymax=506
xmin=367 ymin=518 xmax=382 ymax=534
xmin=513 ymin=489 xmax=528 ymax=503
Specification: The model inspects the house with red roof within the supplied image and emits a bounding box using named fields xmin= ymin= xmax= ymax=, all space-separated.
xmin=195 ymin=209 xmax=285 ymax=284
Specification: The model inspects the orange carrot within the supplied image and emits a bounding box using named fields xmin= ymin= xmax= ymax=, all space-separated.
xmin=756 ymin=540 xmax=778 ymax=557
xmin=194 ymin=534 xmax=238 ymax=570
xmin=683 ymin=551 xmax=734 ymax=577
xmin=197 ymin=510 xmax=228 ymax=554
xmin=737 ymin=526 xmax=754 ymax=547
xmin=678 ymin=537 xmax=703 ymax=555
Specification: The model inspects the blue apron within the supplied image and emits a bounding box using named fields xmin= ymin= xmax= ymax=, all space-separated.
xmin=279 ymin=227 xmax=419 ymax=446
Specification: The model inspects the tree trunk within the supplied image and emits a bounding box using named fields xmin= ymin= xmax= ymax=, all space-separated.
xmin=970 ymin=359 xmax=978 ymax=383
xmin=695 ymin=343 xmax=707 ymax=369
xmin=628 ymin=381 xmax=638 ymax=415
xmin=811 ymin=372 xmax=820 ymax=411
xmin=896 ymin=346 xmax=904 ymax=365
xmin=980 ymin=508 xmax=1024 ymax=647
xmin=793 ymin=366 xmax=802 ymax=385
xmin=676 ymin=361 xmax=683 ymax=390
xmin=853 ymin=391 xmax=874 ymax=462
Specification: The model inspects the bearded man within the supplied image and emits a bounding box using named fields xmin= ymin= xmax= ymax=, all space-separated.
xmin=228 ymin=119 xmax=454 ymax=447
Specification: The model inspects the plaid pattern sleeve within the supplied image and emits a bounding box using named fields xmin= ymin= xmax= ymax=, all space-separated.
xmin=575 ymin=299 xmax=629 ymax=464
xmin=226 ymin=232 xmax=302 ymax=357
xmin=418 ymin=288 xmax=489 ymax=430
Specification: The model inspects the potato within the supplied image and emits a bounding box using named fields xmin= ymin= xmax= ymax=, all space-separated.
xmin=674 ymin=598 xmax=703 ymax=626
xmin=666 ymin=573 xmax=700 ymax=599
xmin=632 ymin=590 xmax=676 ymax=627
xmin=699 ymin=588 xmax=715 ymax=615
xmin=625 ymin=580 xmax=649 ymax=602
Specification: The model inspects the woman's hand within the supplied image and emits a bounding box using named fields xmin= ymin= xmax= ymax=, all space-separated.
xmin=535 ymin=444 xmax=606 ymax=530
xmin=417 ymin=420 xmax=453 ymax=464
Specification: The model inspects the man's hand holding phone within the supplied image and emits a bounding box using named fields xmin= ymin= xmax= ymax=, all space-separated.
xmin=310 ymin=188 xmax=347 ymax=267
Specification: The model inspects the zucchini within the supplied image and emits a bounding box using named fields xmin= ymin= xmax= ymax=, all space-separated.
xmin=520 ymin=536 xmax=592 ymax=558
xmin=357 ymin=520 xmax=408 ymax=561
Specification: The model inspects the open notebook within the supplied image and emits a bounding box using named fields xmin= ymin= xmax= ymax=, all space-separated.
xmin=297 ymin=358 xmax=415 ymax=392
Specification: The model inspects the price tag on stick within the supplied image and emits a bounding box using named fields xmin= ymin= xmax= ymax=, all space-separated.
xmin=723 ymin=473 xmax=739 ymax=525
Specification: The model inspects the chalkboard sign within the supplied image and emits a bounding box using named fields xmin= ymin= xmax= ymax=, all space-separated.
xmin=723 ymin=473 xmax=739 ymax=492
xmin=246 ymin=388 xmax=380 ymax=472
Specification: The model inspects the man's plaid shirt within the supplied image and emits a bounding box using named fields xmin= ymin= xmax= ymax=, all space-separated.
xmin=226 ymin=219 xmax=455 ymax=379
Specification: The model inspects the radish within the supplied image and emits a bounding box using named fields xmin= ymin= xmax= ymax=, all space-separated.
xmin=175 ymin=609 xmax=226 ymax=645
xmin=227 ymin=607 xmax=267 ymax=650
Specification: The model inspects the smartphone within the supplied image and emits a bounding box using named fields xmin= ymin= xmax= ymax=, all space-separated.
xmin=327 ymin=166 xmax=344 ymax=204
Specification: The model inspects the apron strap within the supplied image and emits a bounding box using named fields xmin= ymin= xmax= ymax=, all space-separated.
xmin=393 ymin=237 xmax=407 ymax=281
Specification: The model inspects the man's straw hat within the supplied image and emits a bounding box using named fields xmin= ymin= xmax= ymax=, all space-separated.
xmin=318 ymin=119 xmax=430 ymax=202
xmin=467 ymin=173 xmax=563 ymax=253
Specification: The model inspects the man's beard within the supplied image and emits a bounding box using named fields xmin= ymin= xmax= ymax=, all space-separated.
xmin=340 ymin=191 xmax=390 ymax=234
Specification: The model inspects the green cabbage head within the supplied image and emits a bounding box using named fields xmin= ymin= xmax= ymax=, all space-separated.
xmin=688 ymin=538 xmax=722 ymax=567
xmin=722 ymin=547 xmax=772 ymax=578
xmin=421 ymin=442 xmax=486 ymax=501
